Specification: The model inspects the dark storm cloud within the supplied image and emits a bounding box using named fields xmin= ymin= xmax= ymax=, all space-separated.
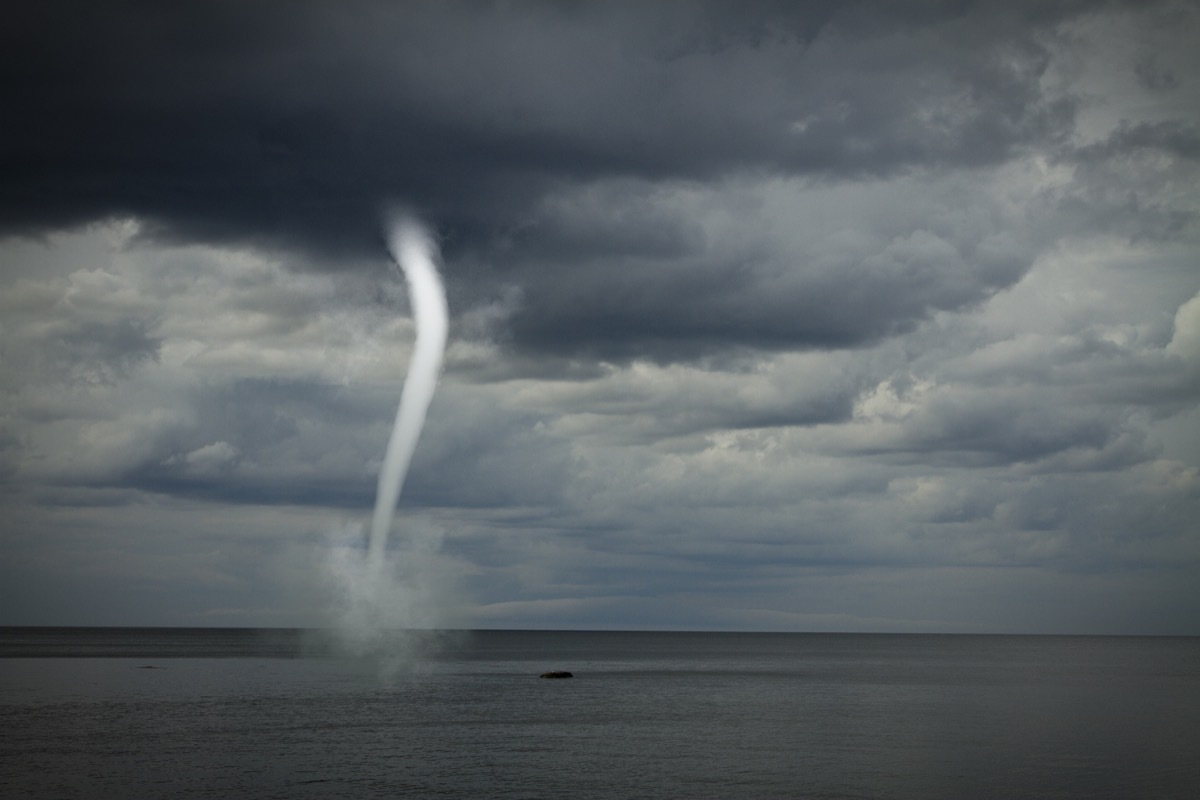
xmin=2 ymin=0 xmax=1118 ymax=361
xmin=1054 ymin=120 xmax=1200 ymax=241
xmin=402 ymin=392 xmax=573 ymax=508
xmin=877 ymin=391 xmax=1134 ymax=468
xmin=25 ymin=317 xmax=161 ymax=390
xmin=83 ymin=377 xmax=572 ymax=511
xmin=107 ymin=379 xmax=371 ymax=507
xmin=4 ymin=1 xmax=1199 ymax=633
xmin=501 ymin=202 xmax=1035 ymax=361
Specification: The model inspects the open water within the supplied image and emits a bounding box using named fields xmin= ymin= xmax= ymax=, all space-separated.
xmin=1 ymin=628 xmax=1198 ymax=799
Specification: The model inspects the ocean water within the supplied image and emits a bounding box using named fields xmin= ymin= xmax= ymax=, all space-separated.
xmin=1 ymin=629 xmax=1198 ymax=799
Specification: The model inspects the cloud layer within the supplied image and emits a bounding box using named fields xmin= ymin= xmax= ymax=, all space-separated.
xmin=2 ymin=0 xmax=1198 ymax=632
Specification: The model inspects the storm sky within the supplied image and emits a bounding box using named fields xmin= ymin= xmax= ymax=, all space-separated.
xmin=2 ymin=0 xmax=1198 ymax=632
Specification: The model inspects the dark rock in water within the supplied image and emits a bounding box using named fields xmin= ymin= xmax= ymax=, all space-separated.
xmin=540 ymin=671 xmax=573 ymax=679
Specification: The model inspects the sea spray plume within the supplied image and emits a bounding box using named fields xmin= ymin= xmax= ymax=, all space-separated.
xmin=367 ymin=216 xmax=449 ymax=565
xmin=323 ymin=520 xmax=456 ymax=680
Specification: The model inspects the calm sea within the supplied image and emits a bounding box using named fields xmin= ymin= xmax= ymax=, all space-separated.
xmin=1 ymin=628 xmax=1197 ymax=799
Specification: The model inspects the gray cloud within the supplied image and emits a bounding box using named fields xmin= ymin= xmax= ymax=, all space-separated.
xmin=1 ymin=0 xmax=1104 ymax=363
xmin=1 ymin=0 xmax=1199 ymax=633
xmin=493 ymin=172 xmax=1042 ymax=361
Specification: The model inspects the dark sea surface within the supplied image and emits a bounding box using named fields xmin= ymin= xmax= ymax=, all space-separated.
xmin=1 ymin=629 xmax=1198 ymax=799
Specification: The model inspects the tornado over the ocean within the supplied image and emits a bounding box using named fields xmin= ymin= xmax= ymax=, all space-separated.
xmin=367 ymin=216 xmax=448 ymax=565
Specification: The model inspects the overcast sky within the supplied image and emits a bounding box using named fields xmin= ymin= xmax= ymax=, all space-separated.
xmin=2 ymin=0 xmax=1198 ymax=633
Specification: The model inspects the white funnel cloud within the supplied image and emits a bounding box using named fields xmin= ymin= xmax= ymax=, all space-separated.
xmin=367 ymin=216 xmax=449 ymax=564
